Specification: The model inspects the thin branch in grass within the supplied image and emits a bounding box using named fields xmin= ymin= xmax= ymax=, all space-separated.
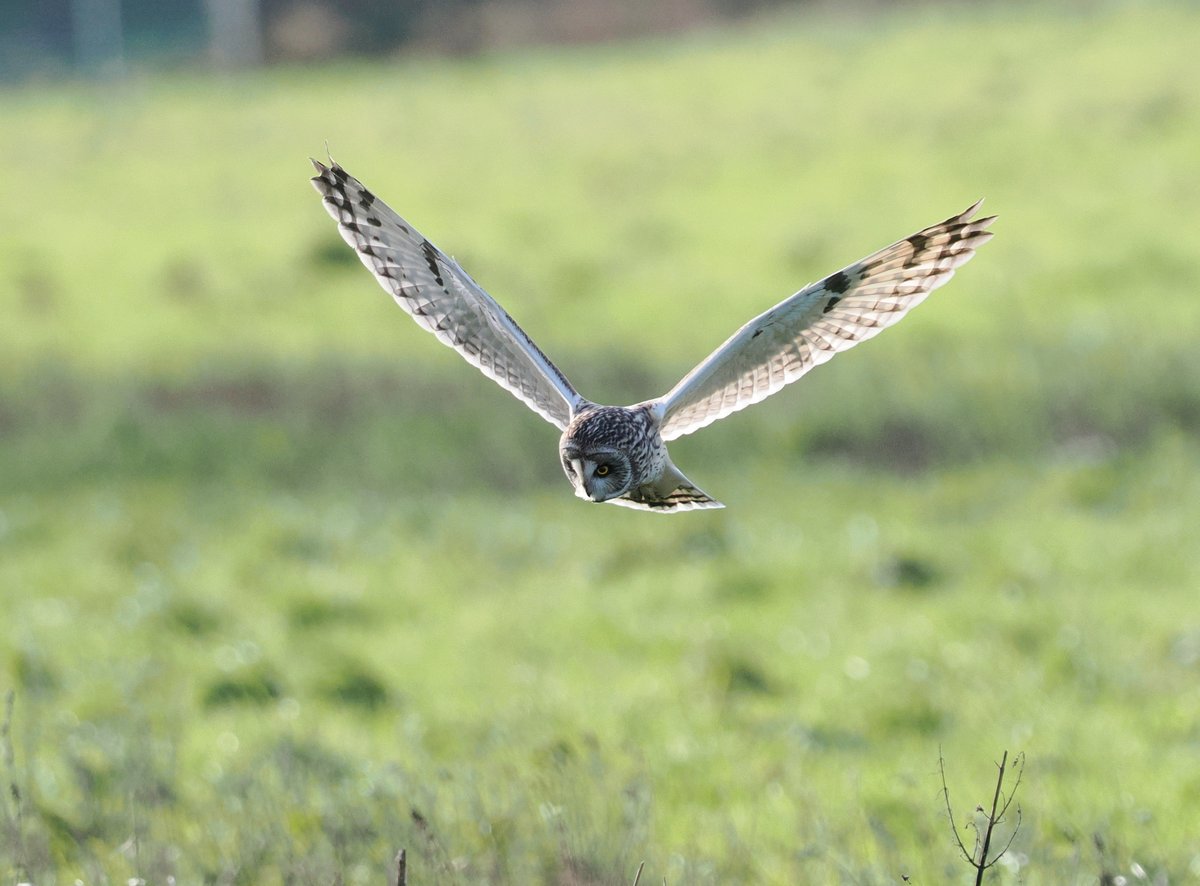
xmin=939 ymin=748 xmax=1025 ymax=885
xmin=395 ymin=848 xmax=407 ymax=886
xmin=940 ymin=750 xmax=974 ymax=864
xmin=985 ymin=753 xmax=1025 ymax=869
xmin=632 ymin=860 xmax=645 ymax=885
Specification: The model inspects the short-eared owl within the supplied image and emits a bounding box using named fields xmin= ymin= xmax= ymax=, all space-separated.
xmin=312 ymin=159 xmax=994 ymax=512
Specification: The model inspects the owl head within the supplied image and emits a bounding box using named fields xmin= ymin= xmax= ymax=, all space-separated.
xmin=560 ymin=445 xmax=634 ymax=502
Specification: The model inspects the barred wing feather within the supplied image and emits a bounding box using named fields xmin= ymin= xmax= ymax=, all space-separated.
xmin=311 ymin=160 xmax=583 ymax=431
xmin=656 ymin=202 xmax=995 ymax=442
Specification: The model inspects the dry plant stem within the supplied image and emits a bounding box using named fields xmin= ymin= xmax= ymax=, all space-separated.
xmin=979 ymin=752 xmax=1010 ymax=883
xmin=940 ymin=748 xmax=1025 ymax=886
xmin=394 ymin=848 xmax=407 ymax=886
xmin=632 ymin=860 xmax=645 ymax=885
xmin=984 ymin=752 xmax=1025 ymax=878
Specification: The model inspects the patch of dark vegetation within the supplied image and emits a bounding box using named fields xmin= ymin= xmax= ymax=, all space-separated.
xmin=534 ymin=737 xmax=576 ymax=768
xmin=288 ymin=596 xmax=373 ymax=630
xmin=267 ymin=735 xmax=358 ymax=784
xmin=711 ymin=569 xmax=771 ymax=601
xmin=160 ymin=257 xmax=209 ymax=302
xmin=708 ymin=650 xmax=776 ymax=698
xmin=203 ymin=666 xmax=285 ymax=708
xmin=726 ymin=659 xmax=773 ymax=695
xmin=12 ymin=648 xmax=59 ymax=696
xmin=17 ymin=268 xmax=60 ymax=315
xmin=164 ymin=598 xmax=224 ymax=637
xmin=792 ymin=723 xmax=868 ymax=752
xmin=875 ymin=553 xmax=942 ymax=591
xmin=309 ymin=235 xmax=361 ymax=269
xmin=3 ymin=362 xmax=85 ymax=428
xmin=321 ymin=664 xmax=390 ymax=710
xmin=144 ymin=375 xmax=283 ymax=415
xmin=879 ymin=700 xmax=946 ymax=736
xmin=274 ymin=530 xmax=333 ymax=563
xmin=805 ymin=417 xmax=941 ymax=473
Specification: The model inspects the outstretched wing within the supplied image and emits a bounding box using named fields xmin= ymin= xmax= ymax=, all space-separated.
xmin=655 ymin=202 xmax=995 ymax=441
xmin=311 ymin=159 xmax=584 ymax=431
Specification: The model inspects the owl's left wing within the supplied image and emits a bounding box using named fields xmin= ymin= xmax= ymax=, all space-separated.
xmin=311 ymin=159 xmax=584 ymax=431
xmin=655 ymin=201 xmax=995 ymax=442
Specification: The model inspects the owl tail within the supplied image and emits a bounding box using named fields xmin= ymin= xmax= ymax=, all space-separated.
xmin=611 ymin=462 xmax=725 ymax=513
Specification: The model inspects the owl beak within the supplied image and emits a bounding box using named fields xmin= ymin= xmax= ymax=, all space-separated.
xmin=570 ymin=459 xmax=595 ymax=501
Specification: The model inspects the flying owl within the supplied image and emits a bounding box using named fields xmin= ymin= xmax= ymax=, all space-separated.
xmin=311 ymin=159 xmax=994 ymax=512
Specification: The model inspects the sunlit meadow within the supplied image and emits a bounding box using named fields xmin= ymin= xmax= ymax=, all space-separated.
xmin=2 ymin=3 xmax=1199 ymax=882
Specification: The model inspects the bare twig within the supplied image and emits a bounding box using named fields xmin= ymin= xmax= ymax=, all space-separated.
xmin=395 ymin=848 xmax=407 ymax=886
xmin=939 ymin=749 xmax=974 ymax=865
xmin=632 ymin=860 xmax=645 ymax=885
xmin=939 ymin=748 xmax=1025 ymax=885
xmin=974 ymin=751 xmax=1009 ymax=881
xmin=995 ymin=753 xmax=1025 ymax=822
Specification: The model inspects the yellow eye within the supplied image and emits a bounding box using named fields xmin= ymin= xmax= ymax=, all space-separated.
xmin=595 ymin=465 xmax=610 ymax=477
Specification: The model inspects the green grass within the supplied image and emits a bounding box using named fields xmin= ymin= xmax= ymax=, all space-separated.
xmin=3 ymin=2 xmax=1200 ymax=883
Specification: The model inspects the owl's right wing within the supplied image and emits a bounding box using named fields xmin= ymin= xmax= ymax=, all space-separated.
xmin=654 ymin=201 xmax=995 ymax=441
xmin=312 ymin=159 xmax=584 ymax=431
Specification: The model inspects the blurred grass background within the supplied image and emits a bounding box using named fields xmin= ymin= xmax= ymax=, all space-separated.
xmin=2 ymin=1 xmax=1200 ymax=883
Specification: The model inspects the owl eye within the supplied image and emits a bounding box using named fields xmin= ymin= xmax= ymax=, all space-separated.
xmin=595 ymin=464 xmax=610 ymax=477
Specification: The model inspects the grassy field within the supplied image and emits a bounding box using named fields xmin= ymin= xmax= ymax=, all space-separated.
xmin=2 ymin=2 xmax=1200 ymax=883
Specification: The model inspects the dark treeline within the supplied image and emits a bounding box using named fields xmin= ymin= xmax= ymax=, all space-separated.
xmin=2 ymin=0 xmax=794 ymax=80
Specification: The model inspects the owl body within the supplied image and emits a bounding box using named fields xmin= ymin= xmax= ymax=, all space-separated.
xmin=311 ymin=158 xmax=995 ymax=513
xmin=558 ymin=403 xmax=721 ymax=510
